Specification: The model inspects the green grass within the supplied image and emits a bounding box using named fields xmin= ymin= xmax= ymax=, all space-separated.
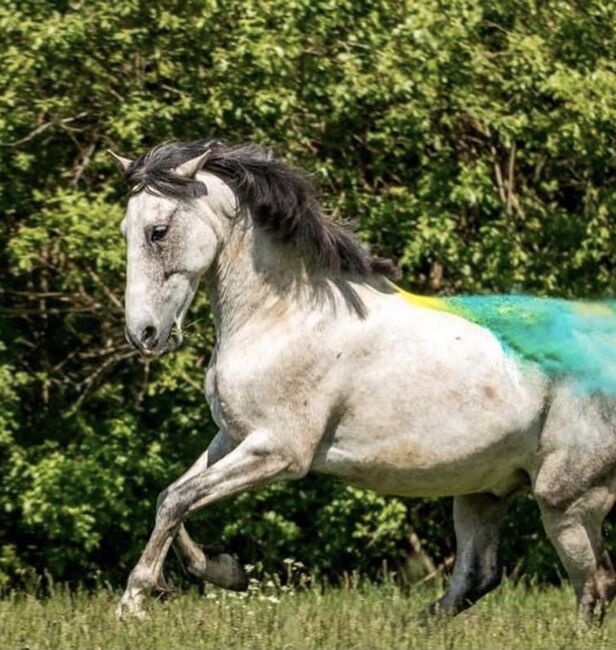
xmin=2 ymin=580 xmax=616 ymax=650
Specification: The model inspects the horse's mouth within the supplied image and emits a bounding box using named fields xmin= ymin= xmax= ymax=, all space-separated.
xmin=133 ymin=287 xmax=195 ymax=357
xmin=142 ymin=324 xmax=183 ymax=357
xmin=147 ymin=301 xmax=190 ymax=356
xmin=163 ymin=326 xmax=184 ymax=354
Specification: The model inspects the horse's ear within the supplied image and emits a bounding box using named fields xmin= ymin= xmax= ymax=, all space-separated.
xmin=174 ymin=150 xmax=211 ymax=179
xmin=107 ymin=149 xmax=133 ymax=173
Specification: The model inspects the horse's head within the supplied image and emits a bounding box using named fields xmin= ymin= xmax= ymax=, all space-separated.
xmin=111 ymin=142 xmax=232 ymax=355
xmin=112 ymin=139 xmax=399 ymax=355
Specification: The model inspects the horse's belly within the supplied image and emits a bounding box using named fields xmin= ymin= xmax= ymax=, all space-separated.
xmin=311 ymin=366 xmax=543 ymax=497
xmin=311 ymin=430 xmax=531 ymax=497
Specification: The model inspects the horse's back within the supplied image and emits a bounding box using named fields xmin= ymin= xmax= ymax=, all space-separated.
xmin=395 ymin=290 xmax=616 ymax=395
xmin=440 ymin=294 xmax=616 ymax=397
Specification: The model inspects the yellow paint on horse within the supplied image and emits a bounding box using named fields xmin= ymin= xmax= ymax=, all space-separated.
xmin=397 ymin=287 xmax=448 ymax=313
xmin=572 ymin=302 xmax=615 ymax=318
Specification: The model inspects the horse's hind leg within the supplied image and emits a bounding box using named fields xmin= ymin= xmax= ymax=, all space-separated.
xmin=536 ymin=484 xmax=616 ymax=624
xmin=430 ymin=492 xmax=512 ymax=616
xmin=532 ymin=391 xmax=616 ymax=624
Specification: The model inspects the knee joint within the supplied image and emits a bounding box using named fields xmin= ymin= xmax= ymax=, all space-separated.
xmin=156 ymin=490 xmax=186 ymax=524
xmin=534 ymin=474 xmax=578 ymax=512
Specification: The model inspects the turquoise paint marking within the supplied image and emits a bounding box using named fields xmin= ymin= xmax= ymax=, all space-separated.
xmin=443 ymin=295 xmax=616 ymax=395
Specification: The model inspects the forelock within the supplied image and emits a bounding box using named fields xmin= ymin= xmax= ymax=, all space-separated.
xmin=124 ymin=139 xmax=217 ymax=199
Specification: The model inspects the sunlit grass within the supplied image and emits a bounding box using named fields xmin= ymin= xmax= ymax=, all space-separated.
xmin=2 ymin=579 xmax=616 ymax=649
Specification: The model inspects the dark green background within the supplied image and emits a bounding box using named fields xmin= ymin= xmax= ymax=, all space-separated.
xmin=1 ymin=0 xmax=615 ymax=588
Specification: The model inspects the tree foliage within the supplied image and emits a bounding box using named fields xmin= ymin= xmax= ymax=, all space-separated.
xmin=1 ymin=0 xmax=615 ymax=587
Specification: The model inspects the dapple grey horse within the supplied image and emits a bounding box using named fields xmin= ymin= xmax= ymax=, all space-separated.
xmin=110 ymin=140 xmax=616 ymax=623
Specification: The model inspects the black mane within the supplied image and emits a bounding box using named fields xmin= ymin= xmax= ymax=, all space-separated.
xmin=124 ymin=139 xmax=399 ymax=279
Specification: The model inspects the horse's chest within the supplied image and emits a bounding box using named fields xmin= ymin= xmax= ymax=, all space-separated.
xmin=204 ymin=363 xmax=250 ymax=440
xmin=204 ymin=367 xmax=226 ymax=429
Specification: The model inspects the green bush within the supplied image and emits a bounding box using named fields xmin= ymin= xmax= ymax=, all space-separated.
xmin=0 ymin=0 xmax=615 ymax=587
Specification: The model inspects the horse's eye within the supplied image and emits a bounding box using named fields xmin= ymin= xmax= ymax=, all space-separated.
xmin=151 ymin=225 xmax=168 ymax=242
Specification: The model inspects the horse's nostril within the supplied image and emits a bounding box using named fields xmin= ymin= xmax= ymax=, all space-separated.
xmin=141 ymin=325 xmax=158 ymax=350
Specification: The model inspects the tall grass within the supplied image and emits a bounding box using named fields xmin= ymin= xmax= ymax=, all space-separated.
xmin=1 ymin=579 xmax=615 ymax=649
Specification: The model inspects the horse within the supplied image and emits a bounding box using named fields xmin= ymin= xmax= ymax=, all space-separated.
xmin=110 ymin=140 xmax=616 ymax=623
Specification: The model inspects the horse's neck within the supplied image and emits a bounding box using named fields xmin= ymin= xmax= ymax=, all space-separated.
xmin=205 ymin=222 xmax=313 ymax=340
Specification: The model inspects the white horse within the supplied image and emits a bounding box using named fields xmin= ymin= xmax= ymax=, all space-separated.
xmin=110 ymin=140 xmax=616 ymax=622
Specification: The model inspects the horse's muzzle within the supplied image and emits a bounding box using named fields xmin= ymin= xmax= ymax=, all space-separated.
xmin=124 ymin=325 xmax=159 ymax=353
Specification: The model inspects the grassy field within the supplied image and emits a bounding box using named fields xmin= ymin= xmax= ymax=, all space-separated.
xmin=2 ymin=579 xmax=616 ymax=650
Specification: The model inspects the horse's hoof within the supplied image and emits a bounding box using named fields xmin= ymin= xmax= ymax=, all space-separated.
xmin=203 ymin=553 xmax=248 ymax=591
xmin=417 ymin=605 xmax=437 ymax=628
xmin=419 ymin=599 xmax=454 ymax=627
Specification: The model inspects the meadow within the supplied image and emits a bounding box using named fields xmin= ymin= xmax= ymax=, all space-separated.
xmin=2 ymin=579 xmax=615 ymax=650
xmin=2 ymin=4 xmax=616 ymax=650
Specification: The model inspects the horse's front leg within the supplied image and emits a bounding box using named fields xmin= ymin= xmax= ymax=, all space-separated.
xmin=155 ymin=430 xmax=246 ymax=592
xmin=117 ymin=430 xmax=308 ymax=618
xmin=172 ymin=524 xmax=247 ymax=591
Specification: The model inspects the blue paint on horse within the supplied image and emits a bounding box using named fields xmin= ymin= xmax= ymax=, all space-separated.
xmin=444 ymin=295 xmax=616 ymax=395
